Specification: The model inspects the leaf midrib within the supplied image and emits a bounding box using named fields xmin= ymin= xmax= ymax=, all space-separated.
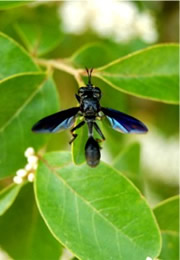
xmin=0 ymin=32 xmax=39 ymax=71
xmin=95 ymin=43 xmax=178 ymax=71
xmin=0 ymin=73 xmax=46 ymax=133
xmin=161 ymin=230 xmax=179 ymax=236
xmin=153 ymin=195 xmax=179 ymax=209
xmin=95 ymin=73 xmax=178 ymax=79
xmin=41 ymin=158 xmax=147 ymax=253
xmin=95 ymin=75 xmax=179 ymax=104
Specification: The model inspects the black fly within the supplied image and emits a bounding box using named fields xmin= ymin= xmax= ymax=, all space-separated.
xmin=32 ymin=68 xmax=148 ymax=167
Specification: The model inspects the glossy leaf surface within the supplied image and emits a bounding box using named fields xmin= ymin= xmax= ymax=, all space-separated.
xmin=35 ymin=151 xmax=161 ymax=260
xmin=0 ymin=32 xmax=38 ymax=80
xmin=70 ymin=40 xmax=148 ymax=69
xmin=0 ymin=183 xmax=22 ymax=216
xmin=70 ymin=43 xmax=116 ymax=68
xmin=0 ymin=73 xmax=59 ymax=179
xmin=72 ymin=118 xmax=88 ymax=165
xmin=95 ymin=44 xmax=179 ymax=104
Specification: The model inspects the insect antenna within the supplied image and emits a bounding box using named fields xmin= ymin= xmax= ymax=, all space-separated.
xmin=85 ymin=67 xmax=93 ymax=86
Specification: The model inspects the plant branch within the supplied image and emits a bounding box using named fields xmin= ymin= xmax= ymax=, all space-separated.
xmin=36 ymin=58 xmax=85 ymax=87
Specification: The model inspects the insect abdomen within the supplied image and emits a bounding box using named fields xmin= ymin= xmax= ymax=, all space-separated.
xmin=85 ymin=137 xmax=100 ymax=167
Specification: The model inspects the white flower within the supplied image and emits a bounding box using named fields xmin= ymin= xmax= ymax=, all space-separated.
xmin=25 ymin=163 xmax=33 ymax=171
xmin=16 ymin=169 xmax=27 ymax=177
xmin=27 ymin=155 xmax=38 ymax=165
xmin=28 ymin=173 xmax=35 ymax=182
xmin=13 ymin=176 xmax=23 ymax=184
xmin=24 ymin=147 xmax=35 ymax=158
xmin=59 ymin=0 xmax=158 ymax=43
xmin=135 ymin=12 xmax=158 ymax=43
xmin=13 ymin=146 xmax=38 ymax=183
xmin=32 ymin=163 xmax=38 ymax=170
xmin=90 ymin=0 xmax=115 ymax=37
xmin=60 ymin=2 xmax=88 ymax=34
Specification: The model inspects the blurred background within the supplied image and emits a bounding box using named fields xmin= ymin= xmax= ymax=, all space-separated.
xmin=0 ymin=0 xmax=179 ymax=204
xmin=0 ymin=1 xmax=179 ymax=260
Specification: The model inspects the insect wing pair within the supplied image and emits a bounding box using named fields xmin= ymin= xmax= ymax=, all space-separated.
xmin=32 ymin=67 xmax=148 ymax=167
xmin=32 ymin=107 xmax=147 ymax=134
xmin=32 ymin=106 xmax=148 ymax=166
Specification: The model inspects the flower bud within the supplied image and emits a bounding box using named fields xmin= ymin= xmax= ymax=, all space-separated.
xmin=27 ymin=155 xmax=38 ymax=165
xmin=13 ymin=176 xmax=23 ymax=184
xmin=25 ymin=163 xmax=32 ymax=171
xmin=24 ymin=147 xmax=35 ymax=158
xmin=16 ymin=169 xmax=27 ymax=177
xmin=28 ymin=173 xmax=35 ymax=182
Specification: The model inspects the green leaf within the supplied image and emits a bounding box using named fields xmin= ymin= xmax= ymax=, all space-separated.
xmin=70 ymin=43 xmax=116 ymax=68
xmin=158 ymin=233 xmax=179 ymax=260
xmin=94 ymin=44 xmax=179 ymax=104
xmin=113 ymin=142 xmax=140 ymax=174
xmin=0 ymin=183 xmax=62 ymax=260
xmin=0 ymin=32 xmax=38 ymax=80
xmin=15 ymin=5 xmax=63 ymax=56
xmin=72 ymin=118 xmax=88 ymax=165
xmin=0 ymin=183 xmax=22 ymax=216
xmin=0 ymin=1 xmax=32 ymax=9
xmin=70 ymin=40 xmax=148 ymax=69
xmin=35 ymin=151 xmax=161 ymax=260
xmin=113 ymin=142 xmax=142 ymax=190
xmin=154 ymin=196 xmax=179 ymax=260
xmin=0 ymin=73 xmax=59 ymax=179
xmin=154 ymin=196 xmax=179 ymax=232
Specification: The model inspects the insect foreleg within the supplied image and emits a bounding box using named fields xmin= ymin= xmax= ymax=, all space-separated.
xmin=93 ymin=122 xmax=105 ymax=142
xmin=69 ymin=120 xmax=85 ymax=144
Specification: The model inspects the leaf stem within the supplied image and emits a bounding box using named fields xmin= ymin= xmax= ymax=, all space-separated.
xmin=36 ymin=58 xmax=84 ymax=87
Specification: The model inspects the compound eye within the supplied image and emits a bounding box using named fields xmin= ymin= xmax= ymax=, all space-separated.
xmin=93 ymin=93 xmax=100 ymax=98
xmin=93 ymin=87 xmax=101 ymax=98
xmin=78 ymin=87 xmax=86 ymax=96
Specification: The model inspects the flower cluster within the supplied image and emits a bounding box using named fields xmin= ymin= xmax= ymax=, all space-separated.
xmin=13 ymin=147 xmax=38 ymax=184
xmin=59 ymin=0 xmax=158 ymax=43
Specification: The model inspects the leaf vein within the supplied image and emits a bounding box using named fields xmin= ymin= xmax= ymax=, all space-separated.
xmin=41 ymin=159 xmax=145 ymax=251
xmin=0 ymin=77 xmax=46 ymax=133
xmin=92 ymin=212 xmax=101 ymax=255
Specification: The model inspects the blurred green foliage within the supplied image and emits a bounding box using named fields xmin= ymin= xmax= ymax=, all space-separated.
xmin=0 ymin=183 xmax=62 ymax=259
xmin=0 ymin=1 xmax=179 ymax=260
xmin=154 ymin=196 xmax=179 ymax=260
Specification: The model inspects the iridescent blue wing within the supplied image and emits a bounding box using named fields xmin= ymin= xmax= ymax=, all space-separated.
xmin=32 ymin=107 xmax=80 ymax=133
xmin=101 ymin=107 xmax=148 ymax=134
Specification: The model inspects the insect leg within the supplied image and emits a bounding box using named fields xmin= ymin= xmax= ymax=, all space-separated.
xmin=93 ymin=122 xmax=105 ymax=142
xmin=69 ymin=120 xmax=85 ymax=144
xmin=75 ymin=94 xmax=80 ymax=103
